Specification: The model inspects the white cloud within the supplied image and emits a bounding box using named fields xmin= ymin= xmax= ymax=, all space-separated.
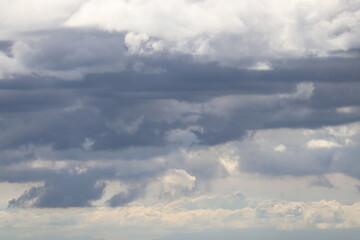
xmin=65 ymin=0 xmax=245 ymax=39
xmin=219 ymin=157 xmax=239 ymax=176
xmin=124 ymin=32 xmax=165 ymax=55
xmin=0 ymin=0 xmax=85 ymax=39
xmin=64 ymin=0 xmax=360 ymax=68
xmin=307 ymin=139 xmax=341 ymax=149
xmin=0 ymin=0 xmax=358 ymax=78
xmin=274 ymin=144 xmax=287 ymax=152
xmin=1 ymin=198 xmax=360 ymax=238
xmin=336 ymin=106 xmax=360 ymax=114
xmin=82 ymin=138 xmax=95 ymax=151
xmin=161 ymin=169 xmax=196 ymax=197
xmin=247 ymin=62 xmax=273 ymax=71
xmin=74 ymin=198 xmax=360 ymax=230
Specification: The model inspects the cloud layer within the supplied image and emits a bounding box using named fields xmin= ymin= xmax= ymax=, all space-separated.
xmin=0 ymin=1 xmax=359 ymax=239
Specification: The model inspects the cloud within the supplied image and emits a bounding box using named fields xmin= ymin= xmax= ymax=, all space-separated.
xmin=158 ymin=228 xmax=360 ymax=240
xmin=8 ymin=185 xmax=44 ymax=208
xmin=1 ymin=29 xmax=128 ymax=79
xmin=0 ymin=0 xmax=85 ymax=39
xmin=0 ymin=51 xmax=25 ymax=78
xmin=309 ymin=176 xmax=335 ymax=188
xmin=5 ymin=196 xmax=360 ymax=231
xmin=274 ymin=144 xmax=287 ymax=152
xmin=1 ymin=0 xmax=358 ymax=78
xmin=0 ymin=0 xmax=359 ymax=213
xmin=8 ymin=171 xmax=107 ymax=208
xmin=233 ymin=122 xmax=360 ymax=178
xmin=64 ymin=0 xmax=360 ymax=68
xmin=1 ymin=64 xmax=360 ymax=207
xmin=0 ymin=61 xmax=340 ymax=154
xmin=0 ymin=4 xmax=360 ymax=240
xmin=106 ymin=186 xmax=143 ymax=207
xmin=161 ymin=169 xmax=196 ymax=198
xmin=307 ymin=139 xmax=342 ymax=149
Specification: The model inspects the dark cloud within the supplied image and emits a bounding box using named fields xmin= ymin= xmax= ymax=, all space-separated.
xmin=0 ymin=89 xmax=74 ymax=113
xmin=311 ymin=82 xmax=360 ymax=109
xmin=8 ymin=186 xmax=43 ymax=208
xmin=2 ymin=29 xmax=360 ymax=208
xmin=0 ymin=107 xmax=107 ymax=151
xmin=331 ymin=145 xmax=360 ymax=179
xmin=0 ymin=148 xmax=35 ymax=166
xmin=8 ymin=170 xmax=111 ymax=208
xmin=0 ymin=40 xmax=13 ymax=57
xmin=3 ymin=157 xmax=166 ymax=208
xmin=2 ymin=58 xmax=360 ymax=153
xmin=0 ymin=167 xmax=54 ymax=183
xmin=106 ymin=186 xmax=143 ymax=207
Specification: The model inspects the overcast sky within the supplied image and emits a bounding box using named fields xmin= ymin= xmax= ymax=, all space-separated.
xmin=0 ymin=0 xmax=360 ymax=240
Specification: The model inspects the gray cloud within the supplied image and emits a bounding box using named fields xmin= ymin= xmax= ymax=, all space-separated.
xmin=0 ymin=40 xmax=13 ymax=57
xmin=309 ymin=176 xmax=335 ymax=188
xmin=8 ymin=186 xmax=44 ymax=208
xmin=2 ymin=54 xmax=360 ymax=152
xmin=8 ymin=170 xmax=110 ymax=208
xmin=1 ymin=21 xmax=360 ymax=208
xmin=106 ymin=186 xmax=144 ymax=207
xmin=7 ymin=29 xmax=128 ymax=79
xmin=158 ymin=228 xmax=360 ymax=240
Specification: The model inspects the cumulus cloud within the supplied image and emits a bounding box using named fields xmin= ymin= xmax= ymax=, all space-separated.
xmin=0 ymin=29 xmax=128 ymax=79
xmin=1 ymin=2 xmax=360 ymax=240
xmin=0 ymin=0 xmax=85 ymax=39
xmin=64 ymin=0 xmax=360 ymax=67
xmin=0 ymin=0 xmax=359 ymax=220
xmin=161 ymin=169 xmax=196 ymax=197
xmin=0 ymin=0 xmax=358 ymax=79
xmin=307 ymin=139 xmax=342 ymax=149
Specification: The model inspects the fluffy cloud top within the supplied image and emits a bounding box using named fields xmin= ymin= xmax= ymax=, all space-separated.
xmin=0 ymin=0 xmax=359 ymax=79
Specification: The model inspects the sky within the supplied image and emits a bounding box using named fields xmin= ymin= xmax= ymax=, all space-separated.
xmin=0 ymin=0 xmax=360 ymax=239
